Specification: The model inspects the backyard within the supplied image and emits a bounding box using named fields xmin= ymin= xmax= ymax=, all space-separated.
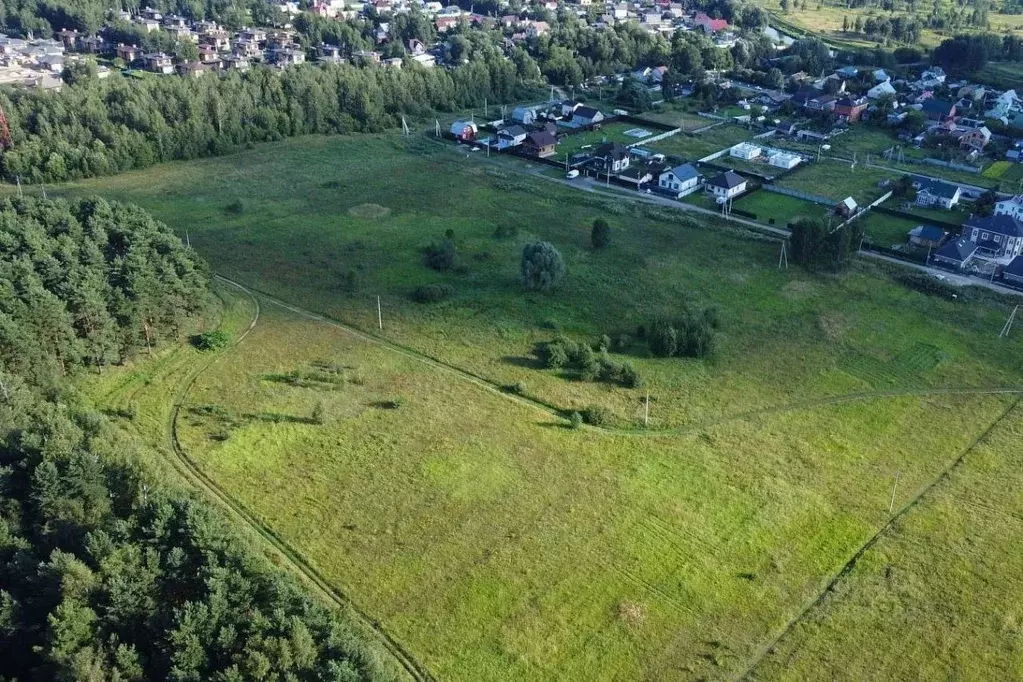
xmin=39 ymin=131 xmax=1023 ymax=682
xmin=648 ymin=123 xmax=755 ymax=161
xmin=774 ymin=158 xmax=894 ymax=205
xmin=733 ymin=189 xmax=830 ymax=227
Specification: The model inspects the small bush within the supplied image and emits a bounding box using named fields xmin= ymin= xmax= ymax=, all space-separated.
xmin=511 ymin=381 xmax=527 ymax=395
xmin=569 ymin=411 xmax=583 ymax=429
xmin=581 ymin=404 xmax=612 ymax=427
xmin=493 ymin=223 xmax=519 ymax=240
xmin=647 ymin=310 xmax=716 ymax=359
xmin=410 ymin=283 xmax=454 ymax=303
xmin=191 ymin=330 xmax=231 ymax=351
xmin=596 ymin=334 xmax=612 ymax=353
xmin=521 ymin=241 xmax=565 ymax=292
xmin=312 ymin=402 xmax=325 ymax=425
xmin=592 ymin=218 xmax=611 ymax=249
xmin=424 ymin=238 xmax=456 ymax=271
xmin=224 ymin=199 xmax=244 ymax=214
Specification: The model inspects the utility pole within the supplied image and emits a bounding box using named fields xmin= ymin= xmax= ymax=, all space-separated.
xmin=644 ymin=391 xmax=650 ymax=427
xmin=778 ymin=241 xmax=788 ymax=269
xmin=185 ymin=231 xmax=191 ymax=248
xmin=15 ymin=175 xmax=21 ymax=198
xmin=889 ymin=472 xmax=900 ymax=513
xmin=41 ymin=182 xmax=46 ymax=200
xmin=1000 ymin=305 xmax=1019 ymax=338
xmin=377 ymin=296 xmax=383 ymax=331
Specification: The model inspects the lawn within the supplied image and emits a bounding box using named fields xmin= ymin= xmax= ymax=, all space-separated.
xmin=46 ymin=132 xmax=1023 ymax=682
xmin=733 ymin=189 xmax=829 ymax=227
xmin=857 ymin=212 xmax=927 ymax=247
xmin=556 ymin=121 xmax=642 ymax=156
xmin=775 ymin=158 xmax=896 ymax=205
xmin=649 ymin=124 xmax=754 ymax=161
xmin=638 ymin=103 xmax=711 ymax=132
xmin=975 ymin=61 xmax=1023 ymax=90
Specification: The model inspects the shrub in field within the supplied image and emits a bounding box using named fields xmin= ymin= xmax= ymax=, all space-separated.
xmin=493 ymin=223 xmax=519 ymax=239
xmin=521 ymin=241 xmax=565 ymax=292
xmin=894 ymin=272 xmax=960 ymax=299
xmin=410 ymin=283 xmax=454 ymax=303
xmin=192 ymin=330 xmax=232 ymax=351
xmin=539 ymin=336 xmax=642 ymax=387
xmin=592 ymin=219 xmax=611 ymax=249
xmin=224 ymin=199 xmax=244 ymax=214
xmin=647 ymin=311 xmax=716 ymax=358
xmin=424 ymin=238 xmax=456 ymax=271
xmin=569 ymin=411 xmax=583 ymax=429
xmin=581 ymin=404 xmax=612 ymax=426
xmin=312 ymin=401 xmax=325 ymax=424
xmin=789 ymin=217 xmax=863 ymax=272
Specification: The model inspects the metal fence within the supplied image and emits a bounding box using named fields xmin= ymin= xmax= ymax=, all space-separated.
xmin=761 ymin=184 xmax=834 ymax=205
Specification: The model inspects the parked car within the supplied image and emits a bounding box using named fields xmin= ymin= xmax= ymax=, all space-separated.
xmin=566 ymin=169 xmax=580 ymax=179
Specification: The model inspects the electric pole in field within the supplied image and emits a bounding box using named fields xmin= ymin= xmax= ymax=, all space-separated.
xmin=1000 ymin=305 xmax=1019 ymax=338
xmin=778 ymin=241 xmax=788 ymax=269
xmin=401 ymin=116 xmax=410 ymax=136
xmin=644 ymin=391 xmax=650 ymax=427
xmin=889 ymin=472 xmax=900 ymax=513
xmin=377 ymin=296 xmax=383 ymax=331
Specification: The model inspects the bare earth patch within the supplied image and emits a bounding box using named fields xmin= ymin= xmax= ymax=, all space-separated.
xmin=348 ymin=203 xmax=391 ymax=219
xmin=782 ymin=280 xmax=819 ymax=301
xmin=617 ymin=600 xmax=647 ymax=627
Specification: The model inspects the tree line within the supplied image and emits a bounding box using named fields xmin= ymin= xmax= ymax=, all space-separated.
xmin=0 ymin=196 xmax=399 ymax=681
xmin=0 ymin=56 xmax=520 ymax=183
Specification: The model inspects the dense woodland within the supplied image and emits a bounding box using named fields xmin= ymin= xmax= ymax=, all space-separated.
xmin=0 ymin=197 xmax=395 ymax=681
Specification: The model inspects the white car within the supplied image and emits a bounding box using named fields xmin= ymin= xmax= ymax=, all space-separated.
xmin=566 ymin=170 xmax=580 ymax=179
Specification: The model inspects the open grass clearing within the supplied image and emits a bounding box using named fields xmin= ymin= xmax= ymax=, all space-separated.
xmin=556 ymin=121 xmax=640 ymax=156
xmin=749 ymin=402 xmax=1023 ymax=681
xmin=50 ymin=131 xmax=1023 ymax=681
xmin=857 ymin=212 xmax=929 ymax=247
xmin=637 ymin=104 xmax=709 ymax=132
xmin=775 ymin=159 xmax=895 ymax=205
xmin=42 ymin=133 xmax=1023 ymax=431
xmin=649 ymin=124 xmax=755 ymax=161
xmin=733 ymin=190 xmax=829 ymax=227
xmin=176 ymin=298 xmax=1018 ymax=682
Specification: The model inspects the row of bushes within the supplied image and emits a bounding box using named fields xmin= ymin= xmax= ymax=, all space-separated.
xmin=539 ymin=335 xmax=643 ymax=388
xmin=642 ymin=309 xmax=719 ymax=359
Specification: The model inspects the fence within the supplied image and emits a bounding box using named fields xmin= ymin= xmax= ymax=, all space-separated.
xmin=922 ymin=157 xmax=982 ymax=174
xmin=838 ymin=190 xmax=894 ymax=229
xmin=761 ymin=184 xmax=834 ymax=206
xmin=873 ymin=205 xmax=964 ymax=232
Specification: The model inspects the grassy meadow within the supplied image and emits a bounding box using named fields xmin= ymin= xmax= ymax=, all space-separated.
xmin=45 ymin=131 xmax=1023 ymax=680
xmin=733 ymin=190 xmax=829 ymax=226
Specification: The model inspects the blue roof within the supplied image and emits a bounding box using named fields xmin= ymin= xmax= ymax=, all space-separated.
xmin=1005 ymin=255 xmax=1023 ymax=277
xmin=910 ymin=225 xmax=944 ymax=241
xmin=916 ymin=177 xmax=961 ymax=199
xmin=934 ymin=238 xmax=977 ymax=263
xmin=668 ymin=163 xmax=700 ymax=181
xmin=965 ymin=214 xmax=1023 ymax=238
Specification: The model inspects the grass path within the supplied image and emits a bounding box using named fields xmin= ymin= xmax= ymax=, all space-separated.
xmin=736 ymin=396 xmax=1023 ymax=681
xmin=140 ymin=278 xmax=435 ymax=682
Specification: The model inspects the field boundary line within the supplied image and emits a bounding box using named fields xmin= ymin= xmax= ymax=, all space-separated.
xmin=164 ymin=276 xmax=435 ymax=682
xmin=735 ymin=396 xmax=1022 ymax=681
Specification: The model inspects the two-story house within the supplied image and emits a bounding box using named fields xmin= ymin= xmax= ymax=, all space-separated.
xmin=963 ymin=214 xmax=1023 ymax=259
xmin=658 ymin=163 xmax=701 ymax=198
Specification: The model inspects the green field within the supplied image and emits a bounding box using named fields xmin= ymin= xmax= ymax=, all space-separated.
xmin=733 ymin=189 xmax=829 ymax=227
xmin=649 ymin=124 xmax=754 ymax=161
xmin=975 ymin=61 xmax=1023 ymax=91
xmin=775 ymin=159 xmax=894 ymax=205
xmin=638 ymin=103 xmax=711 ymax=132
xmin=857 ymin=212 xmax=928 ymax=247
xmin=48 ymin=132 xmax=1023 ymax=681
xmin=556 ymin=121 xmax=642 ymax=156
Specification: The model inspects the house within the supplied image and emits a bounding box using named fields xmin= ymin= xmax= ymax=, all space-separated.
xmin=495 ymin=125 xmax=527 ymax=149
xmin=560 ymin=100 xmax=582 ymax=118
xmin=571 ymin=106 xmax=604 ymax=127
xmin=921 ymin=99 xmax=956 ymax=123
xmin=435 ymin=15 xmax=460 ymax=31
xmin=1003 ymin=255 xmax=1023 ymax=285
xmin=834 ymin=96 xmax=868 ymax=122
xmin=908 ymin=225 xmax=945 ymax=248
xmin=985 ymin=90 xmax=1018 ymax=120
xmin=932 ymin=238 xmax=978 ymax=268
xmin=658 ymin=163 xmax=701 ymax=197
xmin=222 ymin=55 xmax=249 ymax=72
xmin=730 ymin=143 xmax=761 ymax=160
xmin=873 ymin=68 xmax=890 ymax=83
xmin=273 ymin=47 xmax=305 ymax=66
xmin=914 ymin=178 xmax=962 ymax=209
xmin=775 ymin=120 xmax=798 ymax=136
xmin=176 ymin=60 xmax=207 ymax=77
xmin=867 ymin=80 xmax=896 ymax=100
xmin=836 ymin=197 xmax=858 ymax=217
xmin=142 ymin=52 xmax=173 ymax=74
xmin=805 ymin=94 xmax=837 ymax=112
xmin=959 ymin=126 xmax=991 ymax=152
xmin=450 ymin=120 xmax=477 ymax=141
xmin=921 ymin=66 xmax=945 ymax=83
xmin=995 ymin=195 xmax=1023 ymax=219
xmin=511 ymin=106 xmax=537 ymax=125
xmin=836 ymin=65 xmax=859 ymax=79
xmin=411 ymin=53 xmax=435 ymax=68
xmin=523 ymin=130 xmax=557 ymax=158
xmin=768 ymin=151 xmax=801 ymax=169
xmin=593 ymin=142 xmax=630 ymax=173
xmin=693 ymin=12 xmax=728 ymax=32
xmin=706 ymin=170 xmax=747 ymax=200
xmin=964 ymin=214 xmax=1023 ymax=258
xmin=116 ymin=43 xmax=138 ymax=63
xmin=617 ymin=164 xmax=655 ymax=188
xmin=525 ymin=21 xmax=549 ymax=37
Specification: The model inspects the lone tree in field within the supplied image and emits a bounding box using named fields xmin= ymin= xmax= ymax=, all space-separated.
xmin=789 ymin=217 xmax=863 ymax=272
xmin=521 ymin=241 xmax=565 ymax=292
xmin=591 ymin=219 xmax=611 ymax=249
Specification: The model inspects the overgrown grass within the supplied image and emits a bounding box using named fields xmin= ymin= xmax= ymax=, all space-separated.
xmin=649 ymin=124 xmax=755 ymax=161
xmin=775 ymin=159 xmax=893 ymax=205
xmin=733 ymin=190 xmax=829 ymax=226
xmin=43 ymin=132 xmax=1023 ymax=681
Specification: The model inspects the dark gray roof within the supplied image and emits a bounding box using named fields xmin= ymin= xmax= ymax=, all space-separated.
xmin=917 ymin=178 xmax=961 ymax=199
xmin=1004 ymin=255 xmax=1023 ymax=278
xmin=910 ymin=225 xmax=945 ymax=241
xmin=934 ymin=238 xmax=977 ymax=263
xmin=595 ymin=141 xmax=628 ymax=160
xmin=922 ymin=99 xmax=955 ymax=114
xmin=574 ymin=105 xmax=601 ymax=119
xmin=498 ymin=125 xmax=526 ymax=137
xmin=666 ymin=163 xmax=700 ymax=181
xmin=707 ymin=170 xmax=745 ymax=189
xmin=965 ymin=214 xmax=1023 ymax=238
xmin=526 ymin=130 xmax=556 ymax=147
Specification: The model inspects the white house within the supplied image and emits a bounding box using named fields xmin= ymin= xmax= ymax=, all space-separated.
xmin=658 ymin=163 xmax=701 ymax=197
xmin=767 ymin=151 xmax=800 ymax=169
xmin=964 ymin=214 xmax=1023 ymax=259
xmin=511 ymin=106 xmax=537 ymax=125
xmin=915 ymin=178 xmax=961 ymax=210
xmin=706 ymin=170 xmax=747 ymax=199
xmin=730 ymin=143 xmax=761 ymax=160
xmin=867 ymin=80 xmax=896 ymax=100
xmin=996 ymin=195 xmax=1023 ymax=219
